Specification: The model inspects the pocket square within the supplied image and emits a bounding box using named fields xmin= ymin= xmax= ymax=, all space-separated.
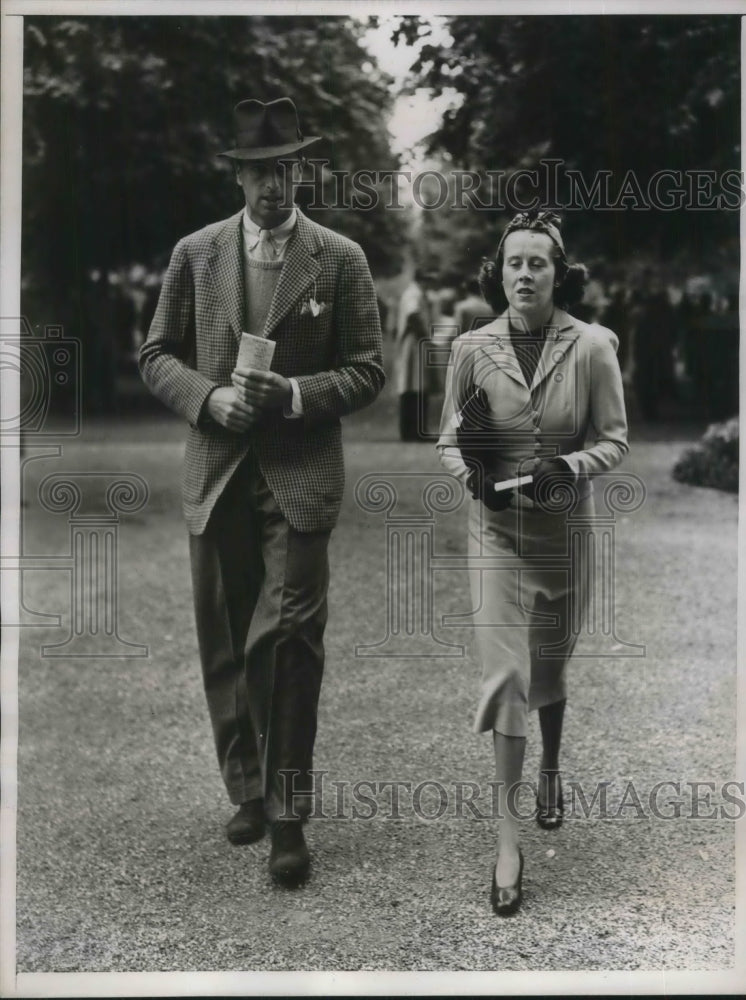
xmin=301 ymin=297 xmax=329 ymax=317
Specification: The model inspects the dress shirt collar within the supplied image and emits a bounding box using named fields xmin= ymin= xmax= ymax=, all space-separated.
xmin=242 ymin=206 xmax=297 ymax=255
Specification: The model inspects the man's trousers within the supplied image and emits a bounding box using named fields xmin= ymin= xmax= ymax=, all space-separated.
xmin=189 ymin=454 xmax=330 ymax=822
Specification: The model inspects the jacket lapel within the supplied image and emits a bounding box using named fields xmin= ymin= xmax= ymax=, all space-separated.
xmin=476 ymin=309 xmax=580 ymax=392
xmin=529 ymin=308 xmax=579 ymax=392
xmin=208 ymin=211 xmax=244 ymax=342
xmin=476 ymin=315 xmax=528 ymax=389
xmin=265 ymin=210 xmax=322 ymax=337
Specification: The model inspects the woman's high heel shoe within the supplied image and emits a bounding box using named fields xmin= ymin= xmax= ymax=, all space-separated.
xmin=490 ymin=848 xmax=524 ymax=916
xmin=536 ymin=770 xmax=564 ymax=830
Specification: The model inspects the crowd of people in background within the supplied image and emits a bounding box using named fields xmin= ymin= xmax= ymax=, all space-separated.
xmin=389 ymin=263 xmax=739 ymax=439
xmin=80 ymin=264 xmax=165 ymax=414
xmin=80 ymin=258 xmax=738 ymax=429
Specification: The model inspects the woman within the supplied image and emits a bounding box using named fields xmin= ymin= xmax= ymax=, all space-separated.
xmin=437 ymin=211 xmax=628 ymax=915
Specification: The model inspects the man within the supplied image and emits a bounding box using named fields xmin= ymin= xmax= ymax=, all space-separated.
xmin=139 ymin=98 xmax=384 ymax=885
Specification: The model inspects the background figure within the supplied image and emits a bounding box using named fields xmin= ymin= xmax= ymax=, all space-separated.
xmin=574 ymin=260 xmax=609 ymax=324
xmin=139 ymin=268 xmax=166 ymax=352
xmin=433 ymin=282 xmax=458 ymax=320
xmin=82 ymin=270 xmax=121 ymax=415
xmin=453 ymin=278 xmax=491 ymax=335
xmin=429 ymin=277 xmax=462 ymax=395
xmin=630 ymin=269 xmax=677 ymax=421
xmin=395 ymin=267 xmax=435 ymax=441
xmin=679 ymin=289 xmax=710 ymax=414
xmin=601 ymin=280 xmax=631 ymax=375
xmin=111 ymin=277 xmax=138 ymax=367
xmin=679 ymin=286 xmax=739 ymax=420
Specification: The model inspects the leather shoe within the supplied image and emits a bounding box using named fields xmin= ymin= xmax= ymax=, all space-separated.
xmin=536 ymin=770 xmax=564 ymax=830
xmin=226 ymin=799 xmax=265 ymax=845
xmin=491 ymin=848 xmax=524 ymax=916
xmin=269 ymin=820 xmax=310 ymax=885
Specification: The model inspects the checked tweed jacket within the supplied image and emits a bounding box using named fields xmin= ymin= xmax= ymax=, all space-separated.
xmin=139 ymin=209 xmax=385 ymax=534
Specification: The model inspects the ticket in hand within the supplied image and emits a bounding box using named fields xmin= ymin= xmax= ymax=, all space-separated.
xmin=493 ymin=474 xmax=533 ymax=491
xmin=237 ymin=332 xmax=275 ymax=372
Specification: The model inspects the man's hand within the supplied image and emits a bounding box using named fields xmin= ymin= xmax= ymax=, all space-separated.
xmin=205 ymin=386 xmax=259 ymax=432
xmin=231 ymin=367 xmax=292 ymax=412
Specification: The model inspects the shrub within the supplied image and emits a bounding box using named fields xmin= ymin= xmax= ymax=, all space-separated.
xmin=672 ymin=416 xmax=739 ymax=493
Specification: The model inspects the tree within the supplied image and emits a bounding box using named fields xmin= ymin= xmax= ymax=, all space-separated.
xmin=22 ymin=14 xmax=407 ymax=332
xmin=393 ymin=15 xmax=741 ymax=267
xmin=409 ymin=164 xmax=499 ymax=287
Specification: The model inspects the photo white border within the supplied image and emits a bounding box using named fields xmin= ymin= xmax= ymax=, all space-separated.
xmin=1 ymin=1 xmax=744 ymax=996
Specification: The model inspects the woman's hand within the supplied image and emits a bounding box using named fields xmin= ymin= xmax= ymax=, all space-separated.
xmin=519 ymin=458 xmax=573 ymax=506
xmin=467 ymin=468 xmax=514 ymax=512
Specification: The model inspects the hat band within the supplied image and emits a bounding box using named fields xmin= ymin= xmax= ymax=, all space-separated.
xmin=235 ymin=130 xmax=303 ymax=147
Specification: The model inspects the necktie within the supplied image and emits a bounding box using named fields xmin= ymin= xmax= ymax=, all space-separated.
xmin=255 ymin=228 xmax=278 ymax=260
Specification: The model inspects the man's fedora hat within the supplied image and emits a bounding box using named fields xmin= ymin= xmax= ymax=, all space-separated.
xmin=218 ymin=97 xmax=321 ymax=161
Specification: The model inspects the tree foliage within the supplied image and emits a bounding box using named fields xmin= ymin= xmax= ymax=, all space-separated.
xmin=394 ymin=15 xmax=740 ymax=271
xmin=22 ymin=15 xmax=406 ymax=327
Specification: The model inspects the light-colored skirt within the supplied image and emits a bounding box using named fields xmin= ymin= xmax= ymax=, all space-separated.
xmin=467 ymin=493 xmax=593 ymax=737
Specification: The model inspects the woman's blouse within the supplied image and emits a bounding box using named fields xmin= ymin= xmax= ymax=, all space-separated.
xmin=510 ymin=325 xmax=548 ymax=389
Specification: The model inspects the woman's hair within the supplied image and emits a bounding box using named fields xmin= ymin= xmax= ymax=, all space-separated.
xmin=478 ymin=210 xmax=588 ymax=313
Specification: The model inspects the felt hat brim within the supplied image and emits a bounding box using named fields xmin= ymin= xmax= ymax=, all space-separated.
xmin=217 ymin=135 xmax=321 ymax=161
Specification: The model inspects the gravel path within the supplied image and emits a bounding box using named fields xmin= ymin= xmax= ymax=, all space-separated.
xmin=11 ymin=385 xmax=740 ymax=982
